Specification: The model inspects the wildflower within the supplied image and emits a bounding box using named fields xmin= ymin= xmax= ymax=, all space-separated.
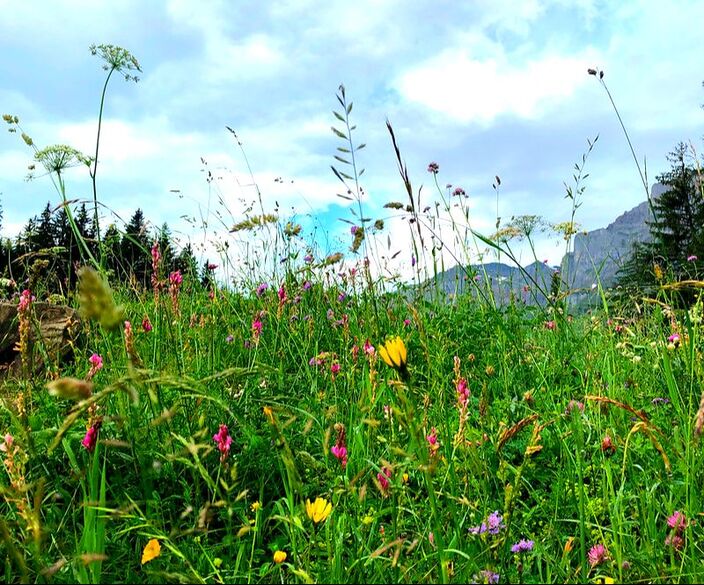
xmin=363 ymin=339 xmax=375 ymax=356
xmin=338 ymin=292 xmax=346 ymax=302
xmin=302 ymin=280 xmax=312 ymax=291
xmin=226 ymin=334 xmax=234 ymax=343
xmin=511 ymin=539 xmax=534 ymax=553
xmin=667 ymin=333 xmax=681 ymax=350
xmin=426 ymin=427 xmax=440 ymax=458
xmin=378 ymin=337 xmax=408 ymax=379
xmin=141 ymin=539 xmax=161 ymax=565
xmin=82 ymin=419 xmax=102 ymax=453
xmin=273 ymin=550 xmax=287 ymax=564
xmin=331 ymin=423 xmax=348 ymax=468
xmin=472 ymin=570 xmax=500 ymax=584
xmin=330 ymin=362 xmax=341 ymax=377
xmin=469 ymin=511 xmax=505 ymax=536
xmin=304 ymin=254 xmax=313 ymax=264
xmin=213 ymin=424 xmax=232 ymax=462
xmin=652 ymin=397 xmax=670 ymax=406
xmin=0 ymin=433 xmax=13 ymax=453
xmin=403 ymin=318 xmax=411 ymax=327
xmin=588 ymin=543 xmax=609 ymax=567
xmin=377 ymin=466 xmax=392 ymax=494
xmin=452 ymin=187 xmax=466 ymax=197
xmin=278 ymin=285 xmax=287 ymax=305
xmin=256 ymin=282 xmax=268 ymax=296
xmin=88 ymin=352 xmax=103 ymax=373
xmin=411 ymin=254 xmax=416 ymax=267
xmin=306 ymin=497 xmax=332 ymax=524
xmin=688 ymin=255 xmax=698 ymax=262
xmin=428 ymin=532 xmax=435 ymax=547
xmin=565 ymin=400 xmax=584 ymax=415
xmin=601 ymin=435 xmax=616 ymax=455
xmin=252 ymin=318 xmax=263 ymax=341
xmin=544 ymin=320 xmax=556 ymax=330
xmin=427 ymin=162 xmax=439 ymax=174
xmin=142 ymin=317 xmax=153 ymax=332
xmin=263 ymin=406 xmax=275 ymax=425
xmin=350 ymin=225 xmax=358 ymax=235
xmin=667 ymin=510 xmax=687 ymax=532
xmin=457 ymin=378 xmax=470 ymax=406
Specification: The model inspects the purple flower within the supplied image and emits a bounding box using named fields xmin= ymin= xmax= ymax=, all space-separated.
xmin=472 ymin=570 xmax=499 ymax=584
xmin=452 ymin=187 xmax=466 ymax=197
xmin=511 ymin=539 xmax=534 ymax=554
xmin=338 ymin=292 xmax=346 ymax=302
xmin=688 ymin=255 xmax=698 ymax=261
xmin=427 ymin=162 xmax=439 ymax=174
xmin=226 ymin=334 xmax=234 ymax=343
xmin=350 ymin=225 xmax=358 ymax=235
xmin=652 ymin=397 xmax=670 ymax=406
xmin=256 ymin=282 xmax=268 ymax=297
xmin=302 ymin=280 xmax=312 ymax=291
xmin=304 ymin=254 xmax=314 ymax=264
xmin=667 ymin=510 xmax=687 ymax=531
xmin=470 ymin=511 xmax=505 ymax=536
xmin=411 ymin=255 xmax=416 ymax=267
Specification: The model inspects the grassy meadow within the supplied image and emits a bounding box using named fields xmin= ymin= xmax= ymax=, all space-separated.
xmin=2 ymin=50 xmax=704 ymax=585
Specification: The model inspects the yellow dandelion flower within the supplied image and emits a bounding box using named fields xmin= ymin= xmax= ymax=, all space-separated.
xmin=273 ymin=550 xmax=287 ymax=564
xmin=141 ymin=538 xmax=161 ymax=565
xmin=306 ymin=497 xmax=332 ymax=524
xmin=378 ymin=337 xmax=408 ymax=379
xmin=251 ymin=501 xmax=261 ymax=513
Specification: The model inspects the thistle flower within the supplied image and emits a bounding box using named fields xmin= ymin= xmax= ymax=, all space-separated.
xmin=378 ymin=336 xmax=408 ymax=380
xmin=306 ymin=497 xmax=332 ymax=524
xmin=77 ymin=267 xmax=125 ymax=331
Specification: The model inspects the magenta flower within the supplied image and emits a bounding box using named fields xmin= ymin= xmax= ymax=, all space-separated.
xmin=427 ymin=162 xmax=439 ymax=174
xmin=330 ymin=362 xmax=341 ymax=376
xmin=587 ymin=543 xmax=608 ymax=567
xmin=252 ymin=318 xmax=263 ymax=340
xmin=142 ymin=317 xmax=153 ymax=333
xmin=207 ymin=263 xmax=218 ymax=270
xmin=256 ymin=282 xmax=268 ymax=296
xmin=17 ymin=289 xmax=34 ymax=313
xmin=363 ymin=339 xmax=375 ymax=356
xmin=213 ymin=424 xmax=233 ymax=462
xmin=667 ymin=510 xmax=687 ymax=532
xmin=82 ymin=420 xmax=102 ymax=453
xmin=377 ymin=466 xmax=392 ymax=494
xmin=89 ymin=353 xmax=103 ymax=371
xmin=544 ymin=320 xmax=556 ymax=330
xmin=688 ymin=255 xmax=698 ymax=261
xmin=452 ymin=187 xmax=466 ymax=197
xmin=457 ymin=378 xmax=470 ymax=406
xmin=304 ymin=254 xmax=313 ymax=264
xmin=278 ymin=285 xmax=287 ymax=304
xmin=302 ymin=280 xmax=312 ymax=291
xmin=350 ymin=225 xmax=358 ymax=235
xmin=169 ymin=271 xmax=183 ymax=286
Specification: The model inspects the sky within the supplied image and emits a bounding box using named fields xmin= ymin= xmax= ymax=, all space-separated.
xmin=1 ymin=0 xmax=703 ymax=282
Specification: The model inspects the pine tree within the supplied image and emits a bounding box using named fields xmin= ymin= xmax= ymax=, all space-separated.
xmin=617 ymin=143 xmax=703 ymax=305
xmin=121 ymin=208 xmax=150 ymax=285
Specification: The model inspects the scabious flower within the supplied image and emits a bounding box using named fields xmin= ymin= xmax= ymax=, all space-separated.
xmin=469 ymin=511 xmax=505 ymax=536
xmin=306 ymin=497 xmax=332 ymax=524
xmin=588 ymin=543 xmax=609 ymax=567
xmin=213 ymin=424 xmax=233 ymax=463
xmin=511 ymin=539 xmax=534 ymax=553
xmin=331 ymin=422 xmax=348 ymax=468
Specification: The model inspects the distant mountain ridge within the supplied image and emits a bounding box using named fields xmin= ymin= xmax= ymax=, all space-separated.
xmin=429 ymin=183 xmax=666 ymax=305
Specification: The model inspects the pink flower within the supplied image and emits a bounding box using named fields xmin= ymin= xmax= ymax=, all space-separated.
xmin=0 ymin=433 xmax=14 ymax=452
xmin=151 ymin=243 xmax=161 ymax=266
xmin=17 ymin=289 xmax=34 ymax=313
xmin=330 ymin=362 xmax=341 ymax=375
xmin=427 ymin=162 xmax=439 ymax=174
xmin=142 ymin=317 xmax=153 ymax=333
xmin=169 ymin=271 xmax=183 ymax=286
xmin=687 ymin=255 xmax=698 ymax=262
xmin=377 ymin=466 xmax=392 ymax=494
xmin=601 ymin=435 xmax=616 ymax=455
xmin=667 ymin=511 xmax=687 ymax=532
xmin=588 ymin=543 xmax=608 ymax=567
xmin=89 ymin=353 xmax=103 ymax=371
xmin=252 ymin=318 xmax=263 ymax=340
xmin=213 ymin=424 xmax=233 ymax=462
xmin=457 ymin=378 xmax=470 ymax=406
xmin=363 ymin=339 xmax=375 ymax=356
xmin=331 ymin=423 xmax=348 ymax=468
xmin=82 ymin=420 xmax=102 ymax=453
xmin=544 ymin=320 xmax=556 ymax=330
xmin=278 ymin=285 xmax=287 ymax=304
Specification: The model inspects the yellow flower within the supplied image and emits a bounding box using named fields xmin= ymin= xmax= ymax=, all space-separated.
xmin=263 ymin=405 xmax=275 ymax=425
xmin=402 ymin=473 xmax=409 ymax=484
xmin=251 ymin=501 xmax=261 ymax=513
xmin=141 ymin=539 xmax=161 ymax=565
xmin=306 ymin=497 xmax=332 ymax=524
xmin=378 ymin=337 xmax=408 ymax=378
xmin=273 ymin=550 xmax=287 ymax=564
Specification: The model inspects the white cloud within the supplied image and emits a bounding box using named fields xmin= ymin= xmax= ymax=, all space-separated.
xmin=395 ymin=48 xmax=598 ymax=124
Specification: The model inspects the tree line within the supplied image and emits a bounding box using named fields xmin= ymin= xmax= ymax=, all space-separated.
xmin=0 ymin=202 xmax=210 ymax=297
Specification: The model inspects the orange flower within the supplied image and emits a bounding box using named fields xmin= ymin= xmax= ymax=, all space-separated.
xmin=141 ymin=538 xmax=161 ymax=565
xmin=273 ymin=550 xmax=287 ymax=564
